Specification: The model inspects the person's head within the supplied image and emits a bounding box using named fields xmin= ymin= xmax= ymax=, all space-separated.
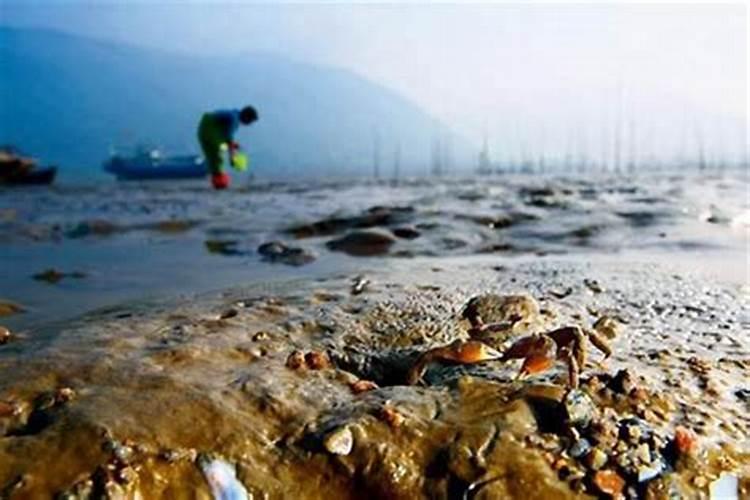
xmin=239 ymin=106 xmax=258 ymax=125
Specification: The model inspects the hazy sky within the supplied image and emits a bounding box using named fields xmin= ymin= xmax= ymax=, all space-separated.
xmin=1 ymin=1 xmax=747 ymax=165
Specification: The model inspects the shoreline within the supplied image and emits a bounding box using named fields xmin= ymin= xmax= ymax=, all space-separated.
xmin=1 ymin=257 xmax=747 ymax=498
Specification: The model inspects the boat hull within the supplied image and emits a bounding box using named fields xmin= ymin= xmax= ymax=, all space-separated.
xmin=0 ymin=167 xmax=57 ymax=185
xmin=103 ymin=156 xmax=207 ymax=181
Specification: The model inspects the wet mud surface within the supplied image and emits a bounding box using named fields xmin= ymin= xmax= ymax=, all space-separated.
xmin=1 ymin=258 xmax=747 ymax=498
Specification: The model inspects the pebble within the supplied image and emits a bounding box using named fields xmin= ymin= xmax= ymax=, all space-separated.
xmin=568 ymin=438 xmax=592 ymax=459
xmin=0 ymin=326 xmax=10 ymax=344
xmin=305 ymin=351 xmax=331 ymax=370
xmin=326 ymin=230 xmax=396 ymax=256
xmin=391 ymin=226 xmax=420 ymax=239
xmin=257 ymin=241 xmax=316 ymax=266
xmin=286 ymin=351 xmax=305 ymax=370
xmin=0 ymin=301 xmax=24 ymax=317
xmin=197 ymin=454 xmax=250 ymax=500
xmin=673 ymin=425 xmax=697 ymax=455
xmin=564 ymin=389 xmax=597 ymax=428
xmin=323 ymin=426 xmax=354 ymax=455
xmin=585 ymin=448 xmax=608 ymax=470
xmin=350 ymin=380 xmax=379 ymax=394
xmin=593 ymin=469 xmax=625 ymax=496
xmin=378 ymin=405 xmax=403 ymax=429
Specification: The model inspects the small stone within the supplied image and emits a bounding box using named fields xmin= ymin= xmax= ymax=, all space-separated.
xmin=0 ymin=326 xmax=10 ymax=344
xmin=391 ymin=226 xmax=420 ymax=239
xmin=0 ymin=300 xmax=25 ymax=318
xmin=673 ymin=426 xmax=697 ymax=455
xmin=610 ymin=369 xmax=636 ymax=394
xmin=323 ymin=426 xmax=354 ymax=455
xmin=585 ymin=448 xmax=608 ymax=470
xmin=286 ymin=351 xmax=305 ymax=369
xmin=326 ymin=230 xmax=396 ymax=257
xmin=564 ymin=389 xmax=597 ymax=428
xmin=378 ymin=405 xmax=403 ymax=428
xmin=252 ymin=331 xmax=269 ymax=341
xmin=305 ymin=351 xmax=331 ymax=370
xmin=350 ymin=380 xmax=379 ymax=394
xmin=350 ymin=276 xmax=370 ymax=295
xmin=569 ymin=438 xmax=592 ymax=459
xmin=219 ymin=308 xmax=238 ymax=320
xmin=593 ymin=470 xmax=625 ymax=496
xmin=55 ymin=387 xmax=75 ymax=403
xmin=584 ymin=279 xmax=604 ymax=294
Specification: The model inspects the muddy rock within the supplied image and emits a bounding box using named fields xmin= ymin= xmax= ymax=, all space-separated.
xmin=0 ymin=301 xmax=24 ymax=317
xmin=32 ymin=269 xmax=87 ymax=284
xmin=326 ymin=230 xmax=396 ymax=256
xmin=391 ymin=226 xmax=421 ymax=239
xmin=0 ymin=326 xmax=10 ymax=345
xmin=205 ymin=239 xmax=243 ymax=256
xmin=288 ymin=205 xmax=414 ymax=238
xmin=258 ymin=240 xmax=315 ymax=266
xmin=323 ymin=426 xmax=354 ymax=456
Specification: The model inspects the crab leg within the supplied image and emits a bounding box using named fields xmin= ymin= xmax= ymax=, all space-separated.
xmin=586 ymin=328 xmax=612 ymax=360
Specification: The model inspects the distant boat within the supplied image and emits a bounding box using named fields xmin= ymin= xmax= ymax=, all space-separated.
xmin=103 ymin=146 xmax=206 ymax=180
xmin=0 ymin=146 xmax=57 ymax=186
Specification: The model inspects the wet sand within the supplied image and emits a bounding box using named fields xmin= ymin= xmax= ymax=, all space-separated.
xmin=1 ymin=256 xmax=747 ymax=498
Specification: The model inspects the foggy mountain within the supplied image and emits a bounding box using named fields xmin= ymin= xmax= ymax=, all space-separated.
xmin=0 ymin=28 xmax=471 ymax=180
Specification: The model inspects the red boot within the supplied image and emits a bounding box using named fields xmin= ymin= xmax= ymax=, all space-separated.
xmin=211 ymin=172 xmax=230 ymax=190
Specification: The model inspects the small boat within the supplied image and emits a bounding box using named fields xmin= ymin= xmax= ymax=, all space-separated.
xmin=0 ymin=147 xmax=57 ymax=186
xmin=103 ymin=146 xmax=206 ymax=180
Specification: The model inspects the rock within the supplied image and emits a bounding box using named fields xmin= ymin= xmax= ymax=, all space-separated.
xmin=197 ymin=454 xmax=250 ymax=500
xmin=610 ymin=369 xmax=636 ymax=395
xmin=709 ymin=474 xmax=739 ymax=500
xmin=593 ymin=470 xmax=625 ymax=496
xmin=378 ymin=405 xmax=403 ymax=429
xmin=0 ymin=326 xmax=10 ymax=345
xmin=563 ymin=389 xmax=597 ymax=428
xmin=258 ymin=241 xmax=316 ymax=266
xmin=0 ymin=301 xmax=24 ymax=317
xmin=462 ymin=294 xmax=540 ymax=331
xmin=350 ymin=276 xmax=370 ymax=295
xmin=287 ymin=205 xmax=414 ymax=238
xmin=323 ymin=426 xmax=354 ymax=456
xmin=65 ymin=220 xmax=120 ymax=239
xmin=32 ymin=269 xmax=86 ymax=284
xmin=673 ymin=426 xmax=697 ymax=455
xmin=305 ymin=351 xmax=331 ymax=370
xmin=618 ymin=417 xmax=653 ymax=444
xmin=326 ymin=230 xmax=396 ymax=256
xmin=569 ymin=438 xmax=592 ymax=459
xmin=583 ymin=279 xmax=604 ymax=294
xmin=734 ymin=388 xmax=750 ymax=402
xmin=350 ymin=380 xmax=379 ymax=394
xmin=286 ymin=351 xmax=305 ymax=370
xmin=205 ymin=239 xmax=243 ymax=256
xmin=585 ymin=448 xmax=608 ymax=470
xmin=391 ymin=226 xmax=420 ymax=239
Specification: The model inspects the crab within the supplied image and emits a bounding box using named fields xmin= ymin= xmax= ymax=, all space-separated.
xmin=407 ymin=301 xmax=614 ymax=388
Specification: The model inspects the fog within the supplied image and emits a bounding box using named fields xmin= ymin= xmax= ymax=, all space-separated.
xmin=2 ymin=1 xmax=747 ymax=169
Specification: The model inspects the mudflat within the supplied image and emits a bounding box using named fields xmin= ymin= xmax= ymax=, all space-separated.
xmin=1 ymin=257 xmax=747 ymax=498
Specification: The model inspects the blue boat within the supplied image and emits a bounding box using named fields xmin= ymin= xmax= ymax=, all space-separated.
xmin=103 ymin=146 xmax=206 ymax=180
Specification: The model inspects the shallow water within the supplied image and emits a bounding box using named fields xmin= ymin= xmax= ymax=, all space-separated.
xmin=0 ymin=169 xmax=747 ymax=329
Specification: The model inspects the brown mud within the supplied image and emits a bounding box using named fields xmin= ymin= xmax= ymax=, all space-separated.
xmin=0 ymin=258 xmax=748 ymax=498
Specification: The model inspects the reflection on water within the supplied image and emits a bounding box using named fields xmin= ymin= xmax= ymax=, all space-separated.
xmin=0 ymin=170 xmax=747 ymax=328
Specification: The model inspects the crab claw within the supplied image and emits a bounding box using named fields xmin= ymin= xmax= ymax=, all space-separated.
xmin=406 ymin=340 xmax=502 ymax=385
xmin=446 ymin=340 xmax=503 ymax=363
xmin=519 ymin=354 xmax=555 ymax=376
